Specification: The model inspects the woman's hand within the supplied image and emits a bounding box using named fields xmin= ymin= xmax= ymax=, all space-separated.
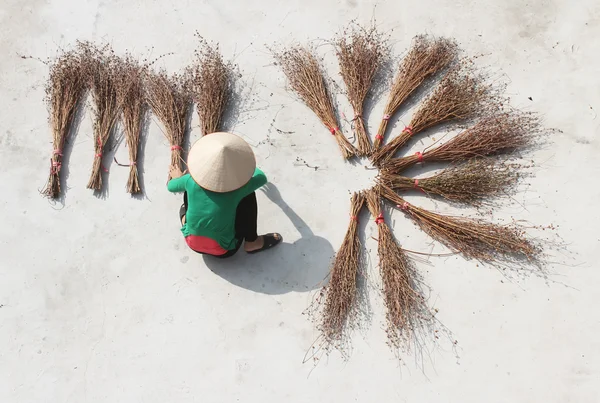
xmin=169 ymin=165 xmax=186 ymax=179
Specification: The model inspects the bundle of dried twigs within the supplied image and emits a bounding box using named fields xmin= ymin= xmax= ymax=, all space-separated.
xmin=381 ymin=112 xmax=540 ymax=174
xmin=190 ymin=36 xmax=233 ymax=136
xmin=378 ymin=159 xmax=521 ymax=205
xmin=41 ymin=49 xmax=87 ymax=199
xmin=372 ymin=61 xmax=499 ymax=166
xmin=336 ymin=25 xmax=386 ymax=156
xmin=274 ymin=45 xmax=357 ymax=159
xmin=321 ymin=192 xmax=366 ymax=344
xmin=373 ymin=36 xmax=457 ymax=150
xmin=379 ymin=184 xmax=541 ymax=263
xmin=146 ymin=70 xmax=192 ymax=178
xmin=82 ymin=44 xmax=123 ymax=191
xmin=365 ymin=189 xmax=427 ymax=348
xmin=115 ymin=57 xmax=147 ymax=194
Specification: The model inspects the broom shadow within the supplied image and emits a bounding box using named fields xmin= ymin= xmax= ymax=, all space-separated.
xmin=220 ymin=65 xmax=250 ymax=133
xmin=354 ymin=205 xmax=374 ymax=337
xmin=204 ymin=183 xmax=335 ymax=295
xmin=130 ymin=109 xmax=151 ymax=200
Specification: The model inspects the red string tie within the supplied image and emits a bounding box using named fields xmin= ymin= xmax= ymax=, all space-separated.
xmin=51 ymin=160 xmax=61 ymax=173
xmin=414 ymin=179 xmax=419 ymax=188
xmin=415 ymin=151 xmax=424 ymax=162
xmin=171 ymin=145 xmax=183 ymax=151
xmin=397 ymin=202 xmax=410 ymax=211
xmin=329 ymin=126 xmax=339 ymax=135
xmin=375 ymin=134 xmax=384 ymax=140
xmin=350 ymin=215 xmax=358 ymax=222
xmin=404 ymin=126 xmax=414 ymax=136
xmin=95 ymin=153 xmax=102 ymax=158
xmin=382 ymin=114 xmax=391 ymax=121
xmin=375 ymin=213 xmax=384 ymax=224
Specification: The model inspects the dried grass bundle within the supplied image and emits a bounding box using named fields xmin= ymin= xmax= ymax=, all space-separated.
xmin=81 ymin=44 xmax=124 ymax=191
xmin=372 ymin=61 xmax=499 ymax=166
xmin=379 ymin=159 xmax=520 ymax=205
xmin=379 ymin=184 xmax=541 ymax=263
xmin=373 ymin=36 xmax=457 ymax=149
xmin=115 ymin=57 xmax=147 ymax=194
xmin=321 ymin=192 xmax=366 ymax=344
xmin=336 ymin=25 xmax=386 ymax=156
xmin=381 ymin=112 xmax=540 ymax=174
xmin=146 ymin=70 xmax=192 ymax=177
xmin=190 ymin=36 xmax=233 ymax=136
xmin=274 ymin=46 xmax=357 ymax=159
xmin=42 ymin=49 xmax=87 ymax=199
xmin=364 ymin=189 xmax=427 ymax=348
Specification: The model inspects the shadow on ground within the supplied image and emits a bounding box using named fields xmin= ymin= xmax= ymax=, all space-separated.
xmin=204 ymin=183 xmax=335 ymax=295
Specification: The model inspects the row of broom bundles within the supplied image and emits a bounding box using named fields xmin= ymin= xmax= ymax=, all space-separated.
xmin=274 ymin=25 xmax=546 ymax=357
xmin=42 ymin=36 xmax=234 ymax=199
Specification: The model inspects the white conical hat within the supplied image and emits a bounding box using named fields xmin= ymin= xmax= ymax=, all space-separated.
xmin=187 ymin=132 xmax=256 ymax=193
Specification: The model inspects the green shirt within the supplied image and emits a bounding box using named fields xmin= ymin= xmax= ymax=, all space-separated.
xmin=167 ymin=168 xmax=267 ymax=250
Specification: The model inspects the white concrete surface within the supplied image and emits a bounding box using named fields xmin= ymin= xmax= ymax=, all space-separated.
xmin=1 ymin=0 xmax=599 ymax=402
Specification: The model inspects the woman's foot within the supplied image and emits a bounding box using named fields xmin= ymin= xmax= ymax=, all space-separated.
xmin=244 ymin=233 xmax=282 ymax=253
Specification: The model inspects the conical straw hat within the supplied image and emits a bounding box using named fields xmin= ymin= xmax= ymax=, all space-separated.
xmin=187 ymin=132 xmax=256 ymax=193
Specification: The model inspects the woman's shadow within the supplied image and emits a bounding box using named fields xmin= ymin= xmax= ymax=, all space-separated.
xmin=203 ymin=183 xmax=334 ymax=295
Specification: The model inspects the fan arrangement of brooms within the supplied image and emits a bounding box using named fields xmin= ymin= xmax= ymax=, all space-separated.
xmin=42 ymin=26 xmax=546 ymax=358
xmin=41 ymin=35 xmax=234 ymax=198
xmin=273 ymin=26 xmax=545 ymax=355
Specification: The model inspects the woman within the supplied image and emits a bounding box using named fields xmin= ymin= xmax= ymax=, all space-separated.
xmin=167 ymin=132 xmax=281 ymax=257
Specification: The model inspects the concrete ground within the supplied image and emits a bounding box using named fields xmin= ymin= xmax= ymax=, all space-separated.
xmin=1 ymin=0 xmax=599 ymax=402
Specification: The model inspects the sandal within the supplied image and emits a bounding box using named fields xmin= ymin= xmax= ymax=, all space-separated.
xmin=246 ymin=233 xmax=282 ymax=254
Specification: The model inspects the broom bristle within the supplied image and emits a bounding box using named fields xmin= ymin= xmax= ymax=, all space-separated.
xmin=336 ymin=25 xmax=386 ymax=156
xmin=274 ymin=45 xmax=358 ymax=159
xmin=381 ymin=111 xmax=540 ymax=174
xmin=190 ymin=35 xmax=233 ymax=136
xmin=364 ymin=189 xmax=429 ymax=349
xmin=115 ymin=56 xmax=147 ymax=194
xmin=320 ymin=192 xmax=366 ymax=344
xmin=372 ymin=60 xmax=502 ymax=165
xmin=379 ymin=184 xmax=541 ymax=263
xmin=42 ymin=48 xmax=87 ymax=199
xmin=378 ymin=159 xmax=521 ymax=205
xmin=146 ymin=69 xmax=192 ymax=177
xmin=373 ymin=35 xmax=457 ymax=149
xmin=79 ymin=42 xmax=124 ymax=191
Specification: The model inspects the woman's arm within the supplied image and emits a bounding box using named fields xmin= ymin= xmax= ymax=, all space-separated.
xmin=167 ymin=174 xmax=190 ymax=193
xmin=238 ymin=168 xmax=267 ymax=196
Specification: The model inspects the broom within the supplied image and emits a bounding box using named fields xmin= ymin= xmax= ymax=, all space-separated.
xmin=371 ymin=61 xmax=498 ymax=166
xmin=114 ymin=57 xmax=147 ymax=194
xmin=378 ymin=159 xmax=521 ymax=206
xmin=190 ymin=36 xmax=233 ymax=136
xmin=335 ymin=25 xmax=386 ymax=156
xmin=381 ymin=112 xmax=540 ymax=174
xmin=320 ymin=192 xmax=366 ymax=344
xmin=83 ymin=46 xmax=123 ymax=191
xmin=364 ymin=188 xmax=427 ymax=348
xmin=146 ymin=70 xmax=192 ymax=178
xmin=274 ymin=45 xmax=358 ymax=159
xmin=41 ymin=49 xmax=87 ymax=199
xmin=378 ymin=184 xmax=541 ymax=263
xmin=373 ymin=35 xmax=457 ymax=150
